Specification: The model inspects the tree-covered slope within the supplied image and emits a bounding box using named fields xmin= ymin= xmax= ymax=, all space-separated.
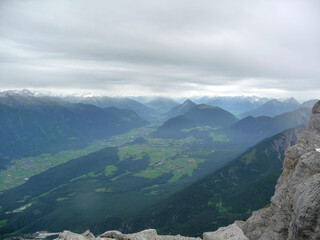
xmin=0 ymin=133 xmax=237 ymax=236
xmin=183 ymin=104 xmax=238 ymax=127
xmin=203 ymin=96 xmax=268 ymax=115
xmin=129 ymin=126 xmax=304 ymax=237
xmin=0 ymin=99 xmax=148 ymax=168
xmin=154 ymin=104 xmax=238 ymax=139
xmin=152 ymin=116 xmax=197 ymax=138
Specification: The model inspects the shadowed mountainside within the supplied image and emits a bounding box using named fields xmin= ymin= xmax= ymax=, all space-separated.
xmin=0 ymin=92 xmax=148 ymax=168
xmin=127 ymin=125 xmax=304 ymax=236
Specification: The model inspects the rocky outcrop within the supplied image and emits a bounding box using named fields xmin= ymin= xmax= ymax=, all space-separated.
xmin=203 ymin=223 xmax=248 ymax=240
xmin=56 ymin=229 xmax=201 ymax=240
xmin=240 ymin=101 xmax=320 ymax=240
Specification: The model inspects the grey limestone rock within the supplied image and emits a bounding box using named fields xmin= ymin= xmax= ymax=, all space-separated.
xmin=56 ymin=229 xmax=200 ymax=240
xmin=123 ymin=229 xmax=200 ymax=240
xmin=241 ymin=101 xmax=320 ymax=239
xmin=203 ymin=223 xmax=248 ymax=240
xmin=312 ymin=101 xmax=320 ymax=114
xmin=288 ymin=173 xmax=320 ymax=240
xmin=123 ymin=229 xmax=157 ymax=240
xmin=99 ymin=230 xmax=126 ymax=240
xmin=57 ymin=230 xmax=95 ymax=240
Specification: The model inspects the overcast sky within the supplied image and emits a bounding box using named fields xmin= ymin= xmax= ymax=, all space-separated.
xmin=0 ymin=0 xmax=319 ymax=99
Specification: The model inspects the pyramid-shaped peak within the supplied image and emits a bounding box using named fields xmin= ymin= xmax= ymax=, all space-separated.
xmin=285 ymin=97 xmax=299 ymax=104
xmin=183 ymin=99 xmax=196 ymax=105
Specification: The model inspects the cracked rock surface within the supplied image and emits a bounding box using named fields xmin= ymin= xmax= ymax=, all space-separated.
xmin=240 ymin=101 xmax=320 ymax=240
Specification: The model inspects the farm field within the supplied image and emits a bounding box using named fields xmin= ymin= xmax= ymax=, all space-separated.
xmin=0 ymin=124 xmax=235 ymax=191
xmin=0 ymin=126 xmax=156 ymax=191
xmin=0 ymin=123 xmax=242 ymax=235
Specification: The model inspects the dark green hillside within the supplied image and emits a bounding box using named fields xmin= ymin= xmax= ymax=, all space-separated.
xmin=0 ymin=100 xmax=147 ymax=168
xmin=152 ymin=116 xmax=197 ymax=138
xmin=203 ymin=96 xmax=268 ymax=115
xmin=129 ymin=126 xmax=303 ymax=237
xmin=63 ymin=95 xmax=155 ymax=120
xmin=219 ymin=107 xmax=311 ymax=146
xmin=154 ymin=104 xmax=238 ymax=139
xmin=0 ymin=147 xmax=155 ymax=235
xmin=239 ymin=98 xmax=300 ymax=118
xmin=0 ymin=103 xmax=79 ymax=168
xmin=184 ymin=104 xmax=238 ymax=127
xmin=0 ymin=133 xmax=238 ymax=236
xmin=166 ymin=100 xmax=238 ymax=127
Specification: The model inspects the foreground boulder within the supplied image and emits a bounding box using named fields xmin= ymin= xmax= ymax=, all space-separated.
xmin=56 ymin=229 xmax=201 ymax=240
xmin=203 ymin=223 xmax=248 ymax=240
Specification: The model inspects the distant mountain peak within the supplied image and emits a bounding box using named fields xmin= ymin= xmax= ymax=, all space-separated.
xmin=301 ymin=99 xmax=319 ymax=108
xmin=181 ymin=99 xmax=196 ymax=107
xmin=0 ymin=89 xmax=35 ymax=97
xmin=278 ymin=97 xmax=299 ymax=104
xmin=167 ymin=99 xmax=197 ymax=118
xmin=285 ymin=97 xmax=299 ymax=104
xmin=239 ymin=97 xmax=301 ymax=118
xmin=184 ymin=99 xmax=195 ymax=104
xmin=17 ymin=89 xmax=34 ymax=96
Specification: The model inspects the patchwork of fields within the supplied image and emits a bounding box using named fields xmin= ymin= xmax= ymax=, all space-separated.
xmin=0 ymin=124 xmax=233 ymax=191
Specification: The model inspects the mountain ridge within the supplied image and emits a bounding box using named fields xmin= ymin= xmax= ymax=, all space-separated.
xmin=166 ymin=99 xmax=197 ymax=119
xmin=239 ymin=98 xmax=300 ymax=118
xmin=219 ymin=107 xmax=311 ymax=146
xmin=0 ymin=94 xmax=148 ymax=169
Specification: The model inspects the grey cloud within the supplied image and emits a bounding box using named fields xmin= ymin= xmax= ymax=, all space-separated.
xmin=0 ymin=0 xmax=319 ymax=99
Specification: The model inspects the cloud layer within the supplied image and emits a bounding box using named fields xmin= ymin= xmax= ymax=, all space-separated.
xmin=0 ymin=0 xmax=319 ymax=99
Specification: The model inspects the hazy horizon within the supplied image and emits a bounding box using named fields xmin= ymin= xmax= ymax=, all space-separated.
xmin=1 ymin=88 xmax=317 ymax=104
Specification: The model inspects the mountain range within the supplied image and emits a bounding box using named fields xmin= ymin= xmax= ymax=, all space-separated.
xmin=218 ymin=107 xmax=311 ymax=146
xmin=4 ymin=90 xmax=317 ymax=121
xmin=192 ymin=96 xmax=269 ymax=115
xmin=62 ymin=95 xmax=156 ymax=121
xmin=239 ymin=98 xmax=300 ymax=118
xmin=54 ymin=104 xmax=320 ymax=240
xmin=0 ymin=91 xmax=148 ymax=169
xmin=0 ymin=124 xmax=303 ymax=236
xmin=0 ymin=89 xmax=318 ymax=238
xmin=153 ymin=101 xmax=238 ymax=139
